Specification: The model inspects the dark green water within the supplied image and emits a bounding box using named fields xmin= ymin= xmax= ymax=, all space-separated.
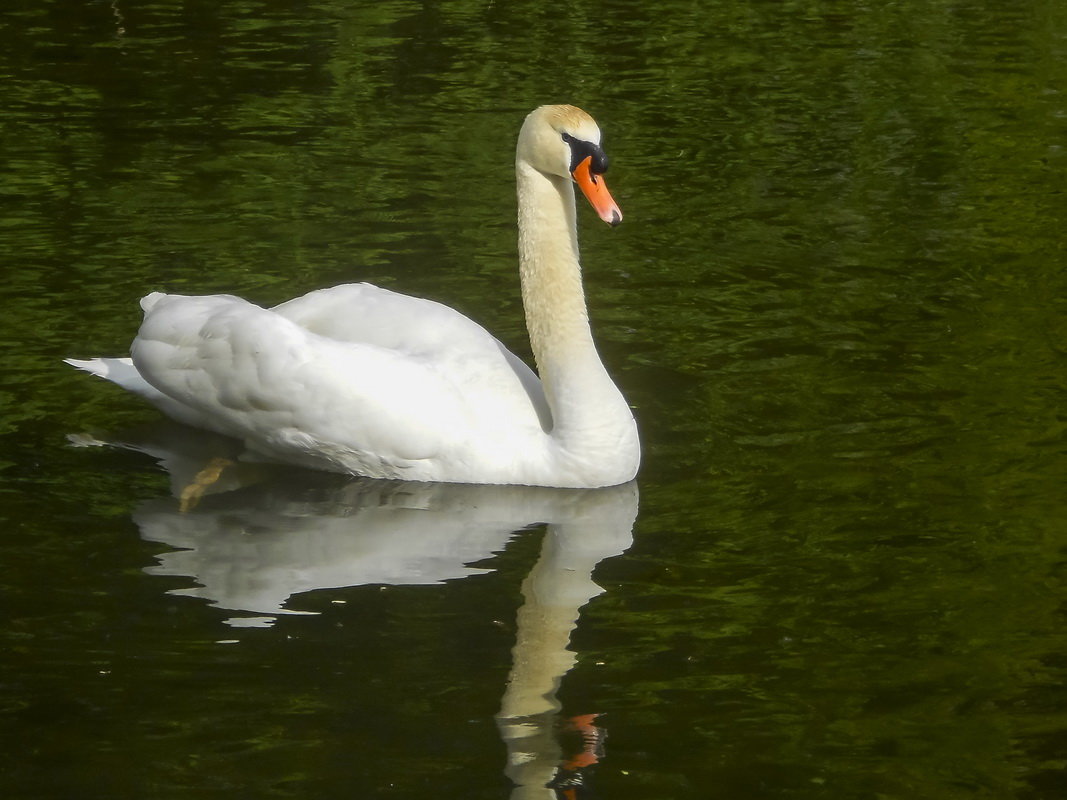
xmin=3 ymin=1 xmax=1066 ymax=797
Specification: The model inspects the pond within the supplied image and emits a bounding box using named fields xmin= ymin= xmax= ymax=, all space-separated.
xmin=2 ymin=1 xmax=1066 ymax=797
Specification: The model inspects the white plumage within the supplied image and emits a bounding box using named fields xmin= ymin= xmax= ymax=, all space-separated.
xmin=68 ymin=105 xmax=640 ymax=488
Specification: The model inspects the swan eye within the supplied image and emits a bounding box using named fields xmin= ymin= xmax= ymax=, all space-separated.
xmin=562 ymin=132 xmax=610 ymax=175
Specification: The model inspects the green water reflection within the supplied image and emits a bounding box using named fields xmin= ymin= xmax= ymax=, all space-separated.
xmin=2 ymin=0 xmax=1066 ymax=798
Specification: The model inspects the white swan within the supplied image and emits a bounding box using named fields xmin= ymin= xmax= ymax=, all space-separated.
xmin=67 ymin=105 xmax=640 ymax=488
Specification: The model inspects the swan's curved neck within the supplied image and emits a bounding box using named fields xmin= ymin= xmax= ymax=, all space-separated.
xmin=515 ymin=162 xmax=628 ymax=446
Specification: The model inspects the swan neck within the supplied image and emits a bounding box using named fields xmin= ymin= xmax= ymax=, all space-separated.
xmin=514 ymin=159 xmax=638 ymax=474
xmin=516 ymin=165 xmax=594 ymax=377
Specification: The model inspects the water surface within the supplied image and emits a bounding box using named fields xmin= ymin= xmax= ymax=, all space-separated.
xmin=2 ymin=1 xmax=1066 ymax=798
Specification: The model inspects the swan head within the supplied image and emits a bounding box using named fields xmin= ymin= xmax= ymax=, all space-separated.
xmin=517 ymin=105 xmax=623 ymax=227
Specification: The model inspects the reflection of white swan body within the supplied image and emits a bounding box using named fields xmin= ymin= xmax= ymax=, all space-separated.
xmin=66 ymin=105 xmax=640 ymax=489
xmin=136 ymin=478 xmax=636 ymax=625
xmin=103 ymin=423 xmax=637 ymax=629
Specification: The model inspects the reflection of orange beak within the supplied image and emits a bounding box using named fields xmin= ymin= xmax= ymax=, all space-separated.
xmin=572 ymin=156 xmax=622 ymax=226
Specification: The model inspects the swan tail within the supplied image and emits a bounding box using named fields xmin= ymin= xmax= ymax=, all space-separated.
xmin=66 ymin=355 xmax=218 ymax=430
xmin=65 ymin=357 xmax=167 ymax=405
xmin=65 ymin=357 xmax=147 ymax=389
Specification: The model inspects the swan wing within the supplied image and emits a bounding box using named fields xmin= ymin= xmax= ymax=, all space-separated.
xmin=273 ymin=283 xmax=551 ymax=429
xmin=130 ymin=293 xmax=496 ymax=477
xmin=129 ymin=294 xmax=463 ymax=475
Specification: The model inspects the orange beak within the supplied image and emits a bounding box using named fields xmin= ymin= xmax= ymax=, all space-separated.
xmin=572 ymin=156 xmax=622 ymax=227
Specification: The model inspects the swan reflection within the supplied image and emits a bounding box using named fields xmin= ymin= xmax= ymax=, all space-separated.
xmin=74 ymin=421 xmax=638 ymax=797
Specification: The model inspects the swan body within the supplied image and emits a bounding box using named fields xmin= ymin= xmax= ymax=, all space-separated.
xmin=67 ymin=105 xmax=640 ymax=488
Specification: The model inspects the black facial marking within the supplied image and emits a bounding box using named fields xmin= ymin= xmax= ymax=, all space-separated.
xmin=562 ymin=131 xmax=610 ymax=175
